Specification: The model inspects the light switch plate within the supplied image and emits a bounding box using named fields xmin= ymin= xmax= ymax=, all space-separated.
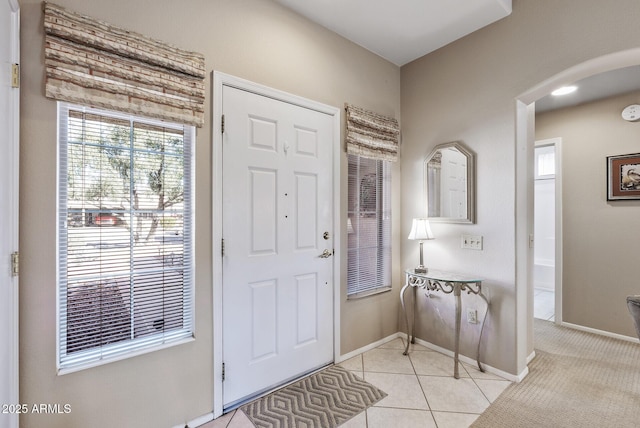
xmin=461 ymin=234 xmax=483 ymax=250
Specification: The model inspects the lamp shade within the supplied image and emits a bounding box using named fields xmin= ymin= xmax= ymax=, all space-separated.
xmin=408 ymin=218 xmax=434 ymax=240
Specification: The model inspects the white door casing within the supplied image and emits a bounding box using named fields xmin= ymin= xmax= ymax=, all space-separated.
xmin=212 ymin=72 xmax=340 ymax=417
xmin=222 ymin=85 xmax=334 ymax=406
xmin=1 ymin=1 xmax=20 ymax=427
xmin=534 ymin=138 xmax=563 ymax=324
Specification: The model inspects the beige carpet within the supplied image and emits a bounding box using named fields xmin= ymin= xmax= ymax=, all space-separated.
xmin=472 ymin=319 xmax=640 ymax=428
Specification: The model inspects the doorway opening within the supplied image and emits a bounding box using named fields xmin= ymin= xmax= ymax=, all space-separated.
xmin=516 ymin=48 xmax=640 ymax=374
xmin=533 ymin=139 xmax=561 ymax=322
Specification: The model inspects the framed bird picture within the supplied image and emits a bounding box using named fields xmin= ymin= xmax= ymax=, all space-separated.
xmin=607 ymin=152 xmax=640 ymax=200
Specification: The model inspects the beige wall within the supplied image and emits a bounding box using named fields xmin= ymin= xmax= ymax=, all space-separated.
xmin=537 ymin=91 xmax=640 ymax=337
xmin=400 ymin=0 xmax=640 ymax=375
xmin=18 ymin=0 xmax=400 ymax=426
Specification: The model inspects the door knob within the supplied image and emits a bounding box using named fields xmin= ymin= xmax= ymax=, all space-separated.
xmin=319 ymin=249 xmax=333 ymax=258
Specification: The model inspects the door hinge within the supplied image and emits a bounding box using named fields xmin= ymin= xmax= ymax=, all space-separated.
xmin=11 ymin=64 xmax=20 ymax=88
xmin=222 ymin=362 xmax=226 ymax=382
xmin=221 ymin=114 xmax=225 ymax=134
xmin=221 ymin=238 xmax=225 ymax=257
xmin=11 ymin=252 xmax=19 ymax=277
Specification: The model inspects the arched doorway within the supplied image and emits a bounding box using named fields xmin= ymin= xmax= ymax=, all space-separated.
xmin=515 ymin=48 xmax=640 ymax=372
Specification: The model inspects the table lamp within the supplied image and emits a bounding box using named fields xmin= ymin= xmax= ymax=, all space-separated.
xmin=408 ymin=218 xmax=434 ymax=273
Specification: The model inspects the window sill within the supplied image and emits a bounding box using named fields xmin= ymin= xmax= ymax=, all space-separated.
xmin=347 ymin=286 xmax=392 ymax=300
xmin=57 ymin=335 xmax=195 ymax=376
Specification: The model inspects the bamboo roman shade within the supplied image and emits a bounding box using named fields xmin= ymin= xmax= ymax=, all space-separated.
xmin=345 ymin=104 xmax=400 ymax=162
xmin=44 ymin=2 xmax=205 ymax=127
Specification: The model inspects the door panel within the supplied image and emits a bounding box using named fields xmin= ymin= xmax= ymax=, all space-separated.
xmin=250 ymin=279 xmax=278 ymax=361
xmin=295 ymin=173 xmax=317 ymax=249
xmin=222 ymin=85 xmax=334 ymax=407
xmin=295 ymin=273 xmax=319 ymax=345
xmin=249 ymin=168 xmax=278 ymax=254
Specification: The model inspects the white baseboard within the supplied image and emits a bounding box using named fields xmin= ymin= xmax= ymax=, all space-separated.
xmin=526 ymin=350 xmax=536 ymax=364
xmin=336 ymin=332 xmax=404 ymax=363
xmin=170 ymin=411 xmax=214 ymax=428
xmin=189 ymin=412 xmax=214 ymax=427
xmin=411 ymin=337 xmax=527 ymax=383
xmin=336 ymin=331 xmax=531 ymax=383
xmin=561 ymin=321 xmax=639 ymax=343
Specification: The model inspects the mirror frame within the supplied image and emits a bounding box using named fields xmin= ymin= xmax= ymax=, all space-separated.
xmin=424 ymin=141 xmax=476 ymax=224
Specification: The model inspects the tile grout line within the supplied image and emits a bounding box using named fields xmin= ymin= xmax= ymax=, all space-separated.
xmin=403 ymin=337 xmax=441 ymax=428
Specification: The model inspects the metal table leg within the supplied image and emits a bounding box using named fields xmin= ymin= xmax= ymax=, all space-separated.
xmin=454 ymin=283 xmax=461 ymax=379
xmin=400 ymin=276 xmax=412 ymax=356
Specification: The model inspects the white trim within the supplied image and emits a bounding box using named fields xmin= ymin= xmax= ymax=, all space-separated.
xmin=58 ymin=337 xmax=195 ymax=376
xmin=526 ymin=350 xmax=536 ymax=364
xmin=3 ymin=2 xmax=20 ymax=427
xmin=172 ymin=411 xmax=214 ymax=428
xmin=212 ymin=72 xmax=224 ymax=419
xmin=561 ymin=322 xmax=639 ymax=343
xmin=514 ymin=100 xmax=534 ymax=377
xmin=534 ymin=137 xmax=563 ymax=325
xmin=211 ymin=71 xmax=341 ymax=418
xmin=411 ymin=337 xmax=527 ymax=383
xmin=335 ymin=332 xmax=403 ymax=363
xmin=339 ymin=332 xmax=530 ymax=383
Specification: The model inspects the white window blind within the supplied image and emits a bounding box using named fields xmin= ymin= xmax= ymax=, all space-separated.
xmin=57 ymin=103 xmax=194 ymax=371
xmin=347 ymin=154 xmax=392 ymax=297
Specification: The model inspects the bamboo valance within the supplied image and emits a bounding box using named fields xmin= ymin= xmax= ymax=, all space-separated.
xmin=346 ymin=104 xmax=399 ymax=162
xmin=43 ymin=2 xmax=205 ymax=127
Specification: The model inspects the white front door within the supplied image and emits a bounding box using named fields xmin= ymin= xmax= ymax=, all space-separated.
xmin=221 ymin=85 xmax=335 ymax=407
xmin=0 ymin=1 xmax=19 ymax=427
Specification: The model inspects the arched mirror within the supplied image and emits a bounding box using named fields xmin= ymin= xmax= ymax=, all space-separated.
xmin=424 ymin=141 xmax=475 ymax=223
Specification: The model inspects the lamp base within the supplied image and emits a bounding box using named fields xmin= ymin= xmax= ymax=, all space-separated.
xmin=414 ymin=266 xmax=428 ymax=274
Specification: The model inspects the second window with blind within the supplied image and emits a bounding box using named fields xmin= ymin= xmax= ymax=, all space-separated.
xmin=347 ymin=154 xmax=392 ymax=297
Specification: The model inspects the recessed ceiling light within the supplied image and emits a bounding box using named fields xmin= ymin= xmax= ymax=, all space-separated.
xmin=551 ymin=86 xmax=577 ymax=96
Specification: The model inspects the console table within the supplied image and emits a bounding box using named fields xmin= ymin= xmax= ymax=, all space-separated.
xmin=400 ymin=269 xmax=489 ymax=379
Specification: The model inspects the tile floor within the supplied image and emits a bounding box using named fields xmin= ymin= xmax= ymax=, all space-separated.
xmin=201 ymin=290 xmax=555 ymax=428
xmin=534 ymin=288 xmax=555 ymax=321
xmin=201 ymin=338 xmax=511 ymax=428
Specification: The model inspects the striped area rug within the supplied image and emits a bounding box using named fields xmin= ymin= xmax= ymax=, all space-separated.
xmin=241 ymin=365 xmax=386 ymax=428
xmin=472 ymin=319 xmax=640 ymax=428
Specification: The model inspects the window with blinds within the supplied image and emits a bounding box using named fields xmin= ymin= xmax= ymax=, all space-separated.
xmin=347 ymin=154 xmax=392 ymax=297
xmin=57 ymin=103 xmax=194 ymax=371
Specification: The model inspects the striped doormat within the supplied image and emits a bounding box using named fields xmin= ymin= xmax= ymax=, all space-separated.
xmin=241 ymin=365 xmax=386 ymax=428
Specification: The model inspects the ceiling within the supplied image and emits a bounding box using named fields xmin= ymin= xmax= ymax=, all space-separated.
xmin=272 ymin=1 xmax=640 ymax=109
xmin=272 ymin=0 xmax=512 ymax=66
xmin=535 ymin=65 xmax=640 ymax=113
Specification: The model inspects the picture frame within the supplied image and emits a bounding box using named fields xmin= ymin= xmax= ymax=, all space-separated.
xmin=607 ymin=152 xmax=640 ymax=200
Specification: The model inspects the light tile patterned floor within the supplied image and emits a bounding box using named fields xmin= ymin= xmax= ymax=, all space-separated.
xmin=200 ymin=338 xmax=511 ymax=428
xmin=534 ymin=288 xmax=555 ymax=321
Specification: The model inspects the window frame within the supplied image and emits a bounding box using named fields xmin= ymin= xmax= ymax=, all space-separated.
xmin=346 ymin=154 xmax=392 ymax=299
xmin=56 ymin=102 xmax=195 ymax=374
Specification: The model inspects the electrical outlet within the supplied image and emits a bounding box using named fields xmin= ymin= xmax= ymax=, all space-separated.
xmin=461 ymin=234 xmax=483 ymax=250
xmin=467 ymin=308 xmax=478 ymax=324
